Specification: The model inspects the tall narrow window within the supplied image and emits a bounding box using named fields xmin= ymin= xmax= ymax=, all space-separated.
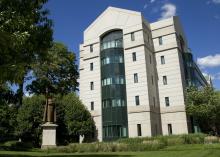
xmin=151 ymin=75 xmax=154 ymax=85
xmin=90 ymin=63 xmax=93 ymax=71
xmin=159 ymin=36 xmax=163 ymax=45
xmin=137 ymin=124 xmax=142 ymax=136
xmin=91 ymin=101 xmax=94 ymax=110
xmin=165 ymin=97 xmax=170 ymax=107
xmin=168 ymin=124 xmax=172 ymax=135
xmin=132 ymin=52 xmax=136 ymax=61
xmin=90 ymin=44 xmax=93 ymax=52
xmin=161 ymin=56 xmax=165 ymax=64
xmin=90 ymin=82 xmax=94 ymax=90
xmin=153 ymin=97 xmax=156 ymax=108
xmin=131 ymin=32 xmax=135 ymax=41
xmin=134 ymin=73 xmax=138 ymax=83
xmin=135 ymin=96 xmax=140 ymax=106
xmin=163 ymin=76 xmax=167 ymax=85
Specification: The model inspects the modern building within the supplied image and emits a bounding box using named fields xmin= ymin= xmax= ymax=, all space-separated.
xmin=79 ymin=7 xmax=208 ymax=141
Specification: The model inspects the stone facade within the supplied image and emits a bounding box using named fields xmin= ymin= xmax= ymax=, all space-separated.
xmin=79 ymin=7 xmax=208 ymax=141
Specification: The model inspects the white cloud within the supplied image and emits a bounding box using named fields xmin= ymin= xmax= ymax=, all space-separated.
xmin=150 ymin=0 xmax=156 ymax=3
xmin=212 ymin=0 xmax=220 ymax=4
xmin=214 ymin=15 xmax=220 ymax=19
xmin=202 ymin=72 xmax=215 ymax=80
xmin=144 ymin=3 xmax=148 ymax=9
xmin=197 ymin=54 xmax=220 ymax=68
xmin=159 ymin=3 xmax=176 ymax=20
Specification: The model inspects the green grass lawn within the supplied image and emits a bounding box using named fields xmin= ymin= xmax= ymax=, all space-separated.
xmin=1 ymin=144 xmax=220 ymax=157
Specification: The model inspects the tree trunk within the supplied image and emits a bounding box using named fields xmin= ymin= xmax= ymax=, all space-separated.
xmin=17 ymin=76 xmax=24 ymax=106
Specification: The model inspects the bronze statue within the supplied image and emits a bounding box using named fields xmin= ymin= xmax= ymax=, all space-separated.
xmin=43 ymin=89 xmax=56 ymax=123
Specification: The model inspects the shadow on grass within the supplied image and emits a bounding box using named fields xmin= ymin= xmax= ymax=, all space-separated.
xmin=0 ymin=154 xmax=134 ymax=157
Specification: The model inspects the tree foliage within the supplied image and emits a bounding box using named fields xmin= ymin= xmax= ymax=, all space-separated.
xmin=0 ymin=84 xmax=17 ymax=142
xmin=26 ymin=42 xmax=79 ymax=96
xmin=0 ymin=0 xmax=53 ymax=105
xmin=186 ymin=86 xmax=220 ymax=135
xmin=16 ymin=94 xmax=94 ymax=146
xmin=16 ymin=95 xmax=45 ymax=146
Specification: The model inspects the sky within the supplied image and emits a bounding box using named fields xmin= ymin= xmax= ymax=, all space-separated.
xmin=42 ymin=0 xmax=220 ymax=90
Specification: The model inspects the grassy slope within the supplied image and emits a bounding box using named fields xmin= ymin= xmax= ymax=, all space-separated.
xmin=0 ymin=144 xmax=220 ymax=157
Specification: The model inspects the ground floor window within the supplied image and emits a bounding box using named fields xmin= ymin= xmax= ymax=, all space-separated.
xmin=168 ymin=124 xmax=172 ymax=135
xmin=137 ymin=124 xmax=142 ymax=136
xmin=103 ymin=125 xmax=127 ymax=138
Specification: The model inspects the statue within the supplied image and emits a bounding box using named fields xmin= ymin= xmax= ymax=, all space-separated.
xmin=41 ymin=88 xmax=57 ymax=148
xmin=43 ymin=97 xmax=56 ymax=123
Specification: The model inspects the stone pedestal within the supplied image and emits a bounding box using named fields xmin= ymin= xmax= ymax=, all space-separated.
xmin=41 ymin=122 xmax=58 ymax=149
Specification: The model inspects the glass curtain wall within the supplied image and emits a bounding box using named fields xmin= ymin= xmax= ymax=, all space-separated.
xmin=100 ymin=30 xmax=128 ymax=141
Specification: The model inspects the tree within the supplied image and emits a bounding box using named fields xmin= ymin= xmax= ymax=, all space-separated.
xmin=16 ymin=95 xmax=45 ymax=146
xmin=0 ymin=0 xmax=53 ymax=105
xmin=59 ymin=93 xmax=95 ymax=143
xmin=186 ymin=86 xmax=220 ymax=135
xmin=26 ymin=42 xmax=79 ymax=96
xmin=0 ymin=84 xmax=17 ymax=142
xmin=16 ymin=94 xmax=95 ymax=146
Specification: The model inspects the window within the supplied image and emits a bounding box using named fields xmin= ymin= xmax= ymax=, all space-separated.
xmin=91 ymin=102 xmax=94 ymax=110
xmin=90 ymin=44 xmax=93 ymax=52
xmin=153 ymin=97 xmax=156 ymax=108
xmin=90 ymin=63 xmax=93 ymax=71
xmin=90 ymin=82 xmax=94 ymax=90
xmin=135 ymin=96 xmax=140 ymax=106
xmin=137 ymin=124 xmax=142 ymax=136
xmin=151 ymin=75 xmax=154 ymax=85
xmin=149 ymin=54 xmax=152 ymax=64
xmin=165 ymin=97 xmax=170 ymax=107
xmin=161 ymin=56 xmax=165 ymax=64
xmin=168 ymin=124 xmax=172 ymax=135
xmin=163 ymin=76 xmax=167 ymax=85
xmin=132 ymin=52 xmax=136 ymax=61
xmin=159 ymin=36 xmax=163 ymax=45
xmin=131 ymin=32 xmax=135 ymax=41
xmin=134 ymin=73 xmax=138 ymax=83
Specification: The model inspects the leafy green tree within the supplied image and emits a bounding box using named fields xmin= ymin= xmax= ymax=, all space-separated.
xmin=186 ymin=86 xmax=220 ymax=135
xmin=0 ymin=0 xmax=53 ymax=105
xmin=59 ymin=94 xmax=95 ymax=143
xmin=27 ymin=42 xmax=79 ymax=96
xmin=16 ymin=94 xmax=94 ymax=146
xmin=0 ymin=83 xmax=17 ymax=142
xmin=16 ymin=95 xmax=45 ymax=146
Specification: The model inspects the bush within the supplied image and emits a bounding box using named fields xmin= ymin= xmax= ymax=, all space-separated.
xmin=0 ymin=141 xmax=33 ymax=151
xmin=46 ymin=134 xmax=218 ymax=153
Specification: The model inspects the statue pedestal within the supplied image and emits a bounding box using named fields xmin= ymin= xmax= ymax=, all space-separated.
xmin=41 ymin=122 xmax=58 ymax=149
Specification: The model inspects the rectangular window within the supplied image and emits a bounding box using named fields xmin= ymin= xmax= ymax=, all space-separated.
xmin=168 ymin=124 xmax=172 ymax=135
xmin=153 ymin=97 xmax=156 ymax=108
xmin=165 ymin=97 xmax=170 ymax=107
xmin=131 ymin=32 xmax=135 ymax=41
xmin=134 ymin=73 xmax=138 ymax=83
xmin=90 ymin=63 xmax=93 ymax=71
xmin=159 ymin=36 xmax=163 ymax=45
xmin=151 ymin=75 xmax=154 ymax=85
xmin=91 ymin=101 xmax=94 ymax=110
xmin=161 ymin=56 xmax=165 ymax=64
xmin=90 ymin=44 xmax=93 ymax=52
xmin=135 ymin=96 xmax=140 ymax=106
xmin=90 ymin=82 xmax=94 ymax=90
xmin=163 ymin=76 xmax=167 ymax=85
xmin=137 ymin=124 xmax=142 ymax=136
xmin=132 ymin=52 xmax=136 ymax=61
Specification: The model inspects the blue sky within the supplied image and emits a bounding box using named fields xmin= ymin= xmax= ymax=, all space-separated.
xmin=43 ymin=0 xmax=220 ymax=90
